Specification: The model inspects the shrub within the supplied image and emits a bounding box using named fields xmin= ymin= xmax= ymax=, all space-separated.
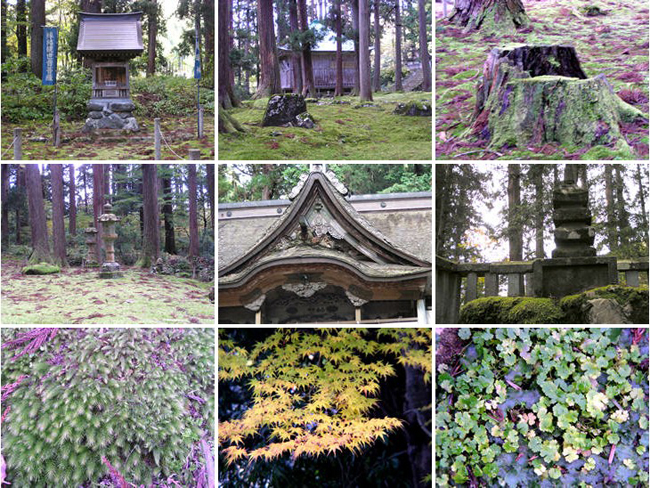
xmin=1 ymin=328 xmax=214 ymax=487
xmin=131 ymin=76 xmax=215 ymax=118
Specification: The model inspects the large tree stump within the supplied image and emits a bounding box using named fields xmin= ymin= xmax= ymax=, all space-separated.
xmin=449 ymin=0 xmax=529 ymax=33
xmin=470 ymin=44 xmax=645 ymax=151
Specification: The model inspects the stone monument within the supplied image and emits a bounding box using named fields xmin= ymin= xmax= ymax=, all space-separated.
xmin=84 ymin=227 xmax=99 ymax=267
xmin=533 ymin=164 xmax=617 ymax=297
xmin=98 ymin=203 xmax=123 ymax=278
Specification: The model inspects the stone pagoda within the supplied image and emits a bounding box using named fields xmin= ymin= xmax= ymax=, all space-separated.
xmin=533 ymin=164 xmax=617 ymax=297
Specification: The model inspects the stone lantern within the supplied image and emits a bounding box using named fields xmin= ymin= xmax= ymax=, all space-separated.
xmin=98 ymin=203 xmax=123 ymax=278
xmin=84 ymin=227 xmax=99 ymax=267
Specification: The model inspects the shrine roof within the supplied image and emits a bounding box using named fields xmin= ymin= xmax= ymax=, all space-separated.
xmin=219 ymin=170 xmax=432 ymax=283
xmin=77 ymin=12 xmax=144 ymax=57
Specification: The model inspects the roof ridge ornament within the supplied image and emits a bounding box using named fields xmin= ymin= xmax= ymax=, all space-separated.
xmin=289 ymin=167 xmax=348 ymax=201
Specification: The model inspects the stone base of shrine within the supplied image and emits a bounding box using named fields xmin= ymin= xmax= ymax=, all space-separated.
xmin=532 ymin=256 xmax=618 ymax=297
xmin=82 ymin=99 xmax=139 ymax=133
xmin=99 ymin=262 xmax=124 ymax=279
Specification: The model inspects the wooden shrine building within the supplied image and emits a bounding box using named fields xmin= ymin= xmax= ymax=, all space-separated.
xmin=278 ymin=21 xmax=359 ymax=93
xmin=218 ymin=165 xmax=432 ymax=324
xmin=77 ymin=12 xmax=144 ymax=132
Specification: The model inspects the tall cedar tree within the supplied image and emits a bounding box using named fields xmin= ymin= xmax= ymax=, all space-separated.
xmin=394 ymin=0 xmax=402 ymax=90
xmin=351 ymin=0 xmax=360 ymax=94
xmin=188 ymin=164 xmax=200 ymax=258
xmin=604 ymin=165 xmax=617 ymax=253
xmin=68 ymin=164 xmax=76 ymax=236
xmin=254 ymin=0 xmax=282 ymax=98
xmin=614 ymin=165 xmax=630 ymax=249
xmin=532 ymin=165 xmax=544 ymax=259
xmin=372 ymin=0 xmax=381 ymax=92
xmin=147 ymin=0 xmax=158 ymax=76
xmin=30 ymin=0 xmax=45 ymax=78
xmin=218 ymin=0 xmax=246 ymax=133
xmin=206 ymin=163 xmax=215 ymax=226
xmin=139 ymin=165 xmax=160 ymax=267
xmin=162 ymin=166 xmax=177 ymax=254
xmin=289 ymin=0 xmax=303 ymax=93
xmin=298 ymin=0 xmax=316 ymax=97
xmin=1 ymin=0 xmax=7 ymax=63
xmin=92 ymin=164 xmax=105 ymax=264
xmin=334 ymin=0 xmax=344 ymax=96
xmin=25 ymin=164 xmax=53 ymax=264
xmin=358 ymin=0 xmax=373 ymax=101
xmin=50 ymin=165 xmax=68 ymax=267
xmin=636 ymin=165 xmax=649 ymax=243
xmin=418 ymin=0 xmax=431 ymax=91
xmin=508 ymin=164 xmax=524 ymax=291
xmin=17 ymin=0 xmax=27 ymax=56
xmin=15 ymin=166 xmax=26 ymax=244
xmin=1 ymin=165 xmax=9 ymax=244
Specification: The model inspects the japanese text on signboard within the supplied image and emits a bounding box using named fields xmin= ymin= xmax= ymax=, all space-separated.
xmin=42 ymin=27 xmax=59 ymax=86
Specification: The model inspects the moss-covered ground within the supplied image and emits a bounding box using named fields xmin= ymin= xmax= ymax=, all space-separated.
xmin=0 ymin=116 xmax=214 ymax=160
xmin=1 ymin=257 xmax=214 ymax=324
xmin=219 ymin=92 xmax=432 ymax=160
xmin=436 ymin=0 xmax=649 ymax=160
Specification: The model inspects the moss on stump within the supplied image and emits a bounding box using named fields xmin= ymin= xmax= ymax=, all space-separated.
xmin=460 ymin=285 xmax=648 ymax=324
xmin=471 ymin=45 xmax=646 ymax=154
xmin=22 ymin=263 xmax=61 ymax=275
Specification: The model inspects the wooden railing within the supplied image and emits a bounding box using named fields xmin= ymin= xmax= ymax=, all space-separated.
xmin=436 ymin=256 xmax=649 ymax=324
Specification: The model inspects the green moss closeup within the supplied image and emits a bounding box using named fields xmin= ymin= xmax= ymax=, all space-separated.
xmin=21 ymin=263 xmax=60 ymax=275
xmin=504 ymin=298 xmax=564 ymax=324
xmin=1 ymin=328 xmax=214 ymax=487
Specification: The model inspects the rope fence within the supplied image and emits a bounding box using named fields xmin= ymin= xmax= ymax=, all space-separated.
xmin=154 ymin=118 xmax=202 ymax=160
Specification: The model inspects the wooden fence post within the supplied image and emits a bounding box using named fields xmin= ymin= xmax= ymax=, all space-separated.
xmin=13 ymin=128 xmax=22 ymax=160
xmin=154 ymin=118 xmax=161 ymax=160
xmin=189 ymin=149 xmax=200 ymax=160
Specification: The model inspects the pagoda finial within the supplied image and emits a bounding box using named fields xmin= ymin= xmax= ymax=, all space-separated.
xmin=310 ymin=163 xmax=327 ymax=173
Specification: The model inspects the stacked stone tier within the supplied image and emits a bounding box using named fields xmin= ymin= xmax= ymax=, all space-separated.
xmin=552 ymin=184 xmax=596 ymax=258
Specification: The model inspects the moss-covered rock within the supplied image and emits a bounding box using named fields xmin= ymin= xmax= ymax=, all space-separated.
xmin=21 ymin=263 xmax=60 ymax=275
xmin=460 ymin=296 xmax=564 ymax=324
xmin=393 ymin=101 xmax=432 ymax=116
xmin=462 ymin=285 xmax=649 ymax=324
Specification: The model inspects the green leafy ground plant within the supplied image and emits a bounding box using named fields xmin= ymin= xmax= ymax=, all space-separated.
xmin=436 ymin=328 xmax=649 ymax=486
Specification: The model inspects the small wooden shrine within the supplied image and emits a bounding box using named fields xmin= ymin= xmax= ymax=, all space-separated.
xmin=77 ymin=12 xmax=144 ymax=132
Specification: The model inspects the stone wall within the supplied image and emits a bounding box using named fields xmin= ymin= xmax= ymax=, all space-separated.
xmin=82 ymin=99 xmax=139 ymax=133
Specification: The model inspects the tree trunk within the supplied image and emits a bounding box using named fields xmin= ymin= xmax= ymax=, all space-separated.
xmin=30 ymin=0 xmax=46 ymax=78
xmin=16 ymin=166 xmax=25 ymax=244
xmin=254 ymin=0 xmax=282 ymax=98
xmin=508 ymin=164 xmax=524 ymax=291
xmin=372 ymin=0 xmax=381 ymax=92
xmin=298 ymin=0 xmax=316 ymax=98
xmin=219 ymin=0 xmax=239 ymax=110
xmin=289 ymin=0 xmax=303 ymax=93
xmin=604 ymin=165 xmax=617 ymax=253
xmin=93 ymin=164 xmax=104 ymax=264
xmin=450 ymin=0 xmax=529 ymax=33
xmin=50 ymin=165 xmax=68 ymax=267
xmin=533 ymin=164 xmax=544 ymax=259
xmin=82 ymin=164 xmax=89 ymax=212
xmin=139 ymin=164 xmax=160 ymax=267
xmin=358 ymin=0 xmax=372 ymax=101
xmin=614 ymin=165 xmax=630 ymax=249
xmin=103 ymin=164 xmax=111 ymax=200
xmin=113 ymin=164 xmax=126 ymax=195
xmin=1 ymin=164 xmax=9 ymax=244
xmin=636 ymin=164 xmax=649 ymax=243
xmin=1 ymin=0 xmax=7 ymax=64
xmin=418 ymin=0 xmax=431 ymax=91
xmin=351 ymin=0 xmax=360 ymax=95
xmin=68 ymin=164 xmax=76 ymax=236
xmin=188 ymin=164 xmax=200 ymax=258
xmin=471 ymin=45 xmax=643 ymax=151
xmin=147 ymin=0 xmax=157 ymax=77
xmin=206 ymin=163 xmax=215 ymax=227
xmin=334 ymin=0 xmax=344 ymax=96
xmin=394 ymin=0 xmax=402 ymax=91
xmin=16 ymin=0 xmax=27 ymax=57
xmin=25 ymin=164 xmax=52 ymax=264
xmin=162 ymin=166 xmax=176 ymax=255
xmin=204 ymin=0 xmax=215 ymax=83
xmin=404 ymin=365 xmax=432 ymax=488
